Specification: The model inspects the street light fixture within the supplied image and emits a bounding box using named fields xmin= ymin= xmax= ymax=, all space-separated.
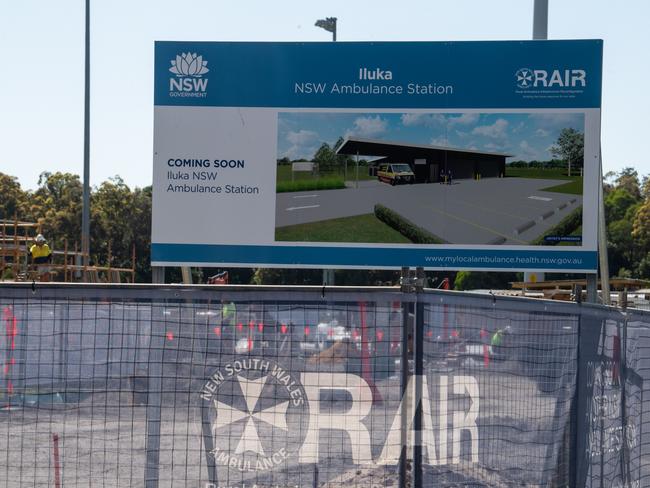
xmin=315 ymin=17 xmax=337 ymax=41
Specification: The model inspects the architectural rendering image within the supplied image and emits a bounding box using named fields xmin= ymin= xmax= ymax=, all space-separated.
xmin=275 ymin=112 xmax=585 ymax=246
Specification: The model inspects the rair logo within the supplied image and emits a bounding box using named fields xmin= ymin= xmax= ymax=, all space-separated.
xmin=515 ymin=67 xmax=586 ymax=89
xmin=169 ymin=52 xmax=209 ymax=94
xmin=200 ymin=357 xmax=480 ymax=473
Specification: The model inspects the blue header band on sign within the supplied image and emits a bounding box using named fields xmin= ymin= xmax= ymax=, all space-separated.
xmin=151 ymin=244 xmax=598 ymax=271
xmin=155 ymin=40 xmax=603 ymax=109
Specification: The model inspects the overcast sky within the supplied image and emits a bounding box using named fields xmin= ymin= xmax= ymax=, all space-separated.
xmin=2 ymin=0 xmax=648 ymax=190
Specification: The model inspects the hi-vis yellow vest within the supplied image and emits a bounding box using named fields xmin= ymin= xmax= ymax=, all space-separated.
xmin=30 ymin=243 xmax=52 ymax=259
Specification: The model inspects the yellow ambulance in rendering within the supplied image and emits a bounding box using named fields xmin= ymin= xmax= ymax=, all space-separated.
xmin=377 ymin=163 xmax=415 ymax=185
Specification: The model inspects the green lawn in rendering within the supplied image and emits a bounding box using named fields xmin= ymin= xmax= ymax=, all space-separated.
xmin=506 ymin=167 xmax=583 ymax=195
xmin=276 ymin=164 xmax=375 ymax=182
xmin=276 ymin=214 xmax=411 ymax=243
xmin=540 ymin=179 xmax=583 ymax=195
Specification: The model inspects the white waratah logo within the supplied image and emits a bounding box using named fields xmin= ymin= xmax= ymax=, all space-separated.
xmin=515 ymin=68 xmax=534 ymax=89
xmin=169 ymin=52 xmax=209 ymax=77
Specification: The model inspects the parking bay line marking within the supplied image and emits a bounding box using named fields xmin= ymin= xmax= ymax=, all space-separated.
xmin=528 ymin=195 xmax=553 ymax=202
xmin=427 ymin=206 xmax=528 ymax=245
xmin=286 ymin=205 xmax=320 ymax=211
xmin=293 ymin=194 xmax=319 ymax=199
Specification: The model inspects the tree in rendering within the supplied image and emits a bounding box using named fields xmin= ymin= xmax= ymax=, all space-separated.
xmin=549 ymin=128 xmax=584 ymax=177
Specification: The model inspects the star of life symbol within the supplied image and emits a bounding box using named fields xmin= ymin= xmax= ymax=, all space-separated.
xmin=515 ymin=67 xmax=533 ymax=89
xmin=200 ymin=358 xmax=308 ymax=472
xmin=213 ymin=375 xmax=289 ymax=456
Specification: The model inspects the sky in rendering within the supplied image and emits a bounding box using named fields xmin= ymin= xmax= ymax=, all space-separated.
xmin=278 ymin=112 xmax=584 ymax=162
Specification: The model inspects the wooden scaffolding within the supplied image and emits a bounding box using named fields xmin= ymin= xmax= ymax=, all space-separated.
xmin=0 ymin=217 xmax=136 ymax=283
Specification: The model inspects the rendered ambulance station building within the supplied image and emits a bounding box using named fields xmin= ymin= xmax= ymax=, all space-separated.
xmin=336 ymin=137 xmax=511 ymax=183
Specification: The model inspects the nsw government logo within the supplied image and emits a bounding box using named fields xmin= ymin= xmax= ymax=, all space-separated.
xmin=168 ymin=52 xmax=209 ymax=98
xmin=200 ymin=358 xmax=309 ymax=472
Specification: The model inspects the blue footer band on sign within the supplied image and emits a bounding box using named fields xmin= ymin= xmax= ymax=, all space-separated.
xmin=151 ymin=243 xmax=598 ymax=271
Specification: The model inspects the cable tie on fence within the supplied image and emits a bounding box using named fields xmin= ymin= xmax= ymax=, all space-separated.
xmin=489 ymin=290 xmax=496 ymax=304
xmin=31 ymin=280 xmax=36 ymax=293
xmin=321 ymin=285 xmax=326 ymax=298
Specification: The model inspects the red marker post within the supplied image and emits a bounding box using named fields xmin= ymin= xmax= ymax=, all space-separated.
xmin=359 ymin=302 xmax=382 ymax=404
xmin=52 ymin=433 xmax=61 ymax=488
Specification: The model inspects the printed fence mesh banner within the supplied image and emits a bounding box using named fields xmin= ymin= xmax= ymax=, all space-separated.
xmin=0 ymin=285 xmax=648 ymax=488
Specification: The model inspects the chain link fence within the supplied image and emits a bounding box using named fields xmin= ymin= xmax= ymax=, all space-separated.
xmin=0 ymin=284 xmax=648 ymax=487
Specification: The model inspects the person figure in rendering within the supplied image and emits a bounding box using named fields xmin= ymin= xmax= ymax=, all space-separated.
xmin=448 ymin=170 xmax=453 ymax=185
xmin=29 ymin=234 xmax=53 ymax=281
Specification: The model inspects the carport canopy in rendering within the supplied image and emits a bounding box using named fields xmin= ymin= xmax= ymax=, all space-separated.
xmin=336 ymin=137 xmax=511 ymax=183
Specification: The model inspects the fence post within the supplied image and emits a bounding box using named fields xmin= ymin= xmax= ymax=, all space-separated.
xmin=144 ymin=304 xmax=165 ymax=488
xmin=412 ymin=267 xmax=425 ymax=488
xmin=398 ymin=267 xmax=425 ymax=488
xmin=399 ymin=267 xmax=411 ymax=488
xmin=569 ymin=303 xmax=582 ymax=488
xmin=619 ymin=292 xmax=631 ymax=484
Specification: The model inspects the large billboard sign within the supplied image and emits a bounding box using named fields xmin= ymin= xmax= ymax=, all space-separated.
xmin=152 ymin=40 xmax=602 ymax=271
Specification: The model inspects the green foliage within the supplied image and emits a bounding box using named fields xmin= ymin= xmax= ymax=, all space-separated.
xmin=312 ymin=137 xmax=356 ymax=174
xmin=374 ymin=204 xmax=446 ymax=244
xmin=313 ymin=142 xmax=338 ymax=172
xmin=252 ymin=268 xmax=323 ymax=285
xmin=505 ymin=166 xmax=578 ymax=180
xmin=29 ymin=172 xmax=83 ymax=244
xmin=454 ymin=271 xmax=519 ymax=291
xmin=0 ymin=171 xmax=151 ymax=282
xmin=507 ymin=159 xmax=566 ymax=169
xmin=549 ymin=128 xmax=584 ymax=175
xmin=605 ymin=187 xmax=641 ymax=221
xmin=91 ymin=178 xmax=152 ymax=281
xmin=632 ymin=200 xmax=650 ymax=250
xmin=540 ymin=179 xmax=583 ymax=195
xmin=529 ymin=207 xmax=582 ymax=246
xmin=276 ymin=177 xmax=345 ymax=193
xmin=276 ymin=164 xmax=373 ymax=185
xmin=614 ymin=167 xmax=641 ymax=199
xmin=252 ymin=267 xmax=401 ymax=286
xmin=0 ymin=173 xmax=27 ymax=220
xmin=637 ymin=252 xmax=650 ymax=278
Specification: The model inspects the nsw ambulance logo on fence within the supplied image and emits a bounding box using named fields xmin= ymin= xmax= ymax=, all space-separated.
xmin=168 ymin=52 xmax=209 ymax=98
xmin=200 ymin=358 xmax=309 ymax=472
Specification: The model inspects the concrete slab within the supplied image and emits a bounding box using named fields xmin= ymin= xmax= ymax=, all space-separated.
xmin=275 ymin=178 xmax=582 ymax=245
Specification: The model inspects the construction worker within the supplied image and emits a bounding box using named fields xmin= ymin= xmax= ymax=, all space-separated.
xmin=30 ymin=234 xmax=52 ymax=263
xmin=29 ymin=234 xmax=53 ymax=281
xmin=221 ymin=300 xmax=236 ymax=326
xmin=491 ymin=327 xmax=511 ymax=360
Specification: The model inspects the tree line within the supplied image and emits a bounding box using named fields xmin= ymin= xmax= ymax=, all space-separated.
xmin=1 ymin=167 xmax=649 ymax=286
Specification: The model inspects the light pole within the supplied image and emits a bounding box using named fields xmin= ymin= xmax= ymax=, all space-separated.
xmin=82 ymin=0 xmax=91 ymax=268
xmin=315 ymin=17 xmax=337 ymax=285
xmin=315 ymin=17 xmax=337 ymax=41
xmin=532 ymin=0 xmax=548 ymax=39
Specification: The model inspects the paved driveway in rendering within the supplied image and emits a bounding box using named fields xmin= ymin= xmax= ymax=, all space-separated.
xmin=275 ymin=178 xmax=582 ymax=245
